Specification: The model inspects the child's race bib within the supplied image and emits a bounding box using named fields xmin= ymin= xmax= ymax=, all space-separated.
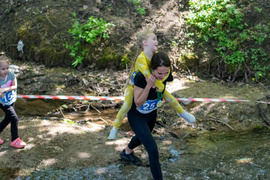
xmin=136 ymin=99 xmax=162 ymax=114
xmin=0 ymin=90 xmax=17 ymax=105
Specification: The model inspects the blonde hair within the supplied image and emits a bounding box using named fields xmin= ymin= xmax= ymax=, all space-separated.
xmin=136 ymin=29 xmax=155 ymax=49
xmin=0 ymin=52 xmax=10 ymax=65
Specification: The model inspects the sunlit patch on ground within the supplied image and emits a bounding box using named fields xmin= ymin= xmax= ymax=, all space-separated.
xmin=236 ymin=157 xmax=253 ymax=164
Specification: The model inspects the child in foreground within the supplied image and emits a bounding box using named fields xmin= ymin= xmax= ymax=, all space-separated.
xmin=108 ymin=29 xmax=195 ymax=139
xmin=0 ymin=53 xmax=26 ymax=148
xmin=119 ymin=52 xmax=195 ymax=180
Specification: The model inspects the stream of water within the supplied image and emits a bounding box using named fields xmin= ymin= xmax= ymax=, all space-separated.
xmin=165 ymin=128 xmax=270 ymax=180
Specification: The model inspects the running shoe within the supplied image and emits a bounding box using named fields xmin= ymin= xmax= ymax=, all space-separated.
xmin=108 ymin=127 xmax=118 ymax=140
xmin=10 ymin=138 xmax=26 ymax=149
xmin=178 ymin=110 xmax=196 ymax=124
xmin=120 ymin=149 xmax=142 ymax=166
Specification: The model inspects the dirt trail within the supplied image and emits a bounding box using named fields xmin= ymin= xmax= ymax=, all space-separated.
xmin=0 ymin=72 xmax=269 ymax=179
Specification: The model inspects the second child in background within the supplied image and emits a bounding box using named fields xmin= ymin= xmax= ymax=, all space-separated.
xmin=0 ymin=53 xmax=26 ymax=149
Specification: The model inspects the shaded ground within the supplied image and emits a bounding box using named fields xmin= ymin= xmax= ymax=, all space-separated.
xmin=0 ymin=62 xmax=269 ymax=179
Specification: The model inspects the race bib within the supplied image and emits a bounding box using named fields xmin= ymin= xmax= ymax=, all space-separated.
xmin=0 ymin=90 xmax=17 ymax=105
xmin=137 ymin=99 xmax=162 ymax=114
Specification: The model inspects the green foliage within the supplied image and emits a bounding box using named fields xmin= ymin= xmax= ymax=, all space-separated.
xmin=254 ymin=6 xmax=262 ymax=13
xmin=253 ymin=71 xmax=264 ymax=82
xmin=187 ymin=0 xmax=269 ymax=81
xmin=170 ymin=39 xmax=176 ymax=46
xmin=63 ymin=119 xmax=76 ymax=125
xmin=121 ymin=54 xmax=130 ymax=68
xmin=65 ymin=13 xmax=114 ymax=67
xmin=130 ymin=0 xmax=146 ymax=15
xmin=82 ymin=100 xmax=89 ymax=104
xmin=61 ymin=104 xmax=68 ymax=109
xmin=131 ymin=0 xmax=140 ymax=6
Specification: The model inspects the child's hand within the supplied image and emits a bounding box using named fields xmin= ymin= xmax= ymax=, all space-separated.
xmin=146 ymin=74 xmax=156 ymax=88
xmin=0 ymin=89 xmax=4 ymax=98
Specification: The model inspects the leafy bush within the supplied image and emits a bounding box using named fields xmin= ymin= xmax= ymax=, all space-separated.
xmin=186 ymin=0 xmax=269 ymax=81
xmin=65 ymin=13 xmax=114 ymax=67
xmin=131 ymin=0 xmax=146 ymax=15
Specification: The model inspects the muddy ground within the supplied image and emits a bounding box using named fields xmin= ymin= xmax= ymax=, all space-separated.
xmin=0 ymin=62 xmax=269 ymax=179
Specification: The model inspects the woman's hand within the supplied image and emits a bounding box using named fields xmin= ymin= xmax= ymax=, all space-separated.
xmin=146 ymin=74 xmax=156 ymax=88
xmin=134 ymin=74 xmax=156 ymax=107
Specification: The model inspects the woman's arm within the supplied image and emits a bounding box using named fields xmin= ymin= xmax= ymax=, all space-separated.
xmin=134 ymin=75 xmax=156 ymax=107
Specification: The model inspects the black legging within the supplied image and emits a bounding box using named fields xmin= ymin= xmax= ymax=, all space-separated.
xmin=0 ymin=103 xmax=19 ymax=141
xmin=127 ymin=107 xmax=163 ymax=180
